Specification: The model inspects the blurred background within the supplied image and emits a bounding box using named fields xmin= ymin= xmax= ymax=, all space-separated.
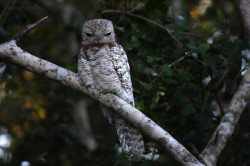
xmin=0 ymin=0 xmax=249 ymax=165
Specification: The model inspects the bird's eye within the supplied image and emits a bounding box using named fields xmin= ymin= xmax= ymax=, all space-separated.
xmin=105 ymin=32 xmax=111 ymax=36
xmin=85 ymin=33 xmax=92 ymax=37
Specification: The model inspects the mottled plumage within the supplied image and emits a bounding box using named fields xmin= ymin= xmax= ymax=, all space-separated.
xmin=78 ymin=19 xmax=144 ymax=159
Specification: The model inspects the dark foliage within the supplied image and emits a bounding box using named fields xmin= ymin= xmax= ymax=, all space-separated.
xmin=0 ymin=0 xmax=249 ymax=165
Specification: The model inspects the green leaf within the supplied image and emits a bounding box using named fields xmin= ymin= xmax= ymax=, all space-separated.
xmin=158 ymin=91 xmax=165 ymax=96
xmin=139 ymin=81 xmax=152 ymax=90
xmin=155 ymin=91 xmax=165 ymax=103
xmin=146 ymin=56 xmax=155 ymax=64
xmin=160 ymin=64 xmax=173 ymax=76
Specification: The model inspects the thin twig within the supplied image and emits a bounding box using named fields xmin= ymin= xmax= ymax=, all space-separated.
xmin=168 ymin=54 xmax=188 ymax=68
xmin=12 ymin=16 xmax=48 ymax=41
xmin=102 ymin=10 xmax=209 ymax=85
xmin=151 ymin=52 xmax=208 ymax=84
xmin=151 ymin=55 xmax=188 ymax=84
xmin=201 ymin=69 xmax=229 ymax=116
xmin=169 ymin=52 xmax=208 ymax=68
xmin=102 ymin=10 xmax=183 ymax=49
xmin=0 ymin=0 xmax=17 ymax=26
xmin=102 ymin=10 xmax=210 ymax=66
xmin=190 ymin=55 xmax=208 ymax=67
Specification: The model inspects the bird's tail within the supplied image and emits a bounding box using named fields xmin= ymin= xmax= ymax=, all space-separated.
xmin=114 ymin=116 xmax=145 ymax=160
xmin=100 ymin=104 xmax=145 ymax=160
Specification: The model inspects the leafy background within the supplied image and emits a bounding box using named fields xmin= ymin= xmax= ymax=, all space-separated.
xmin=0 ymin=0 xmax=249 ymax=165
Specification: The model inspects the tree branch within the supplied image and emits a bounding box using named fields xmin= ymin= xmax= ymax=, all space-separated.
xmin=12 ymin=16 xmax=48 ymax=41
xmin=102 ymin=10 xmax=184 ymax=49
xmin=200 ymin=68 xmax=250 ymax=166
xmin=199 ymin=1 xmax=250 ymax=165
xmin=239 ymin=0 xmax=250 ymax=41
xmin=0 ymin=40 xmax=204 ymax=166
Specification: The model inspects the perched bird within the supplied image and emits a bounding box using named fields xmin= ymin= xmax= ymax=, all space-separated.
xmin=78 ymin=19 xmax=145 ymax=160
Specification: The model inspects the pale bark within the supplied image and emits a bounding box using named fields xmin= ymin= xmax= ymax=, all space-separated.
xmin=200 ymin=69 xmax=250 ymax=166
xmin=199 ymin=1 xmax=250 ymax=165
xmin=0 ymin=41 xmax=204 ymax=166
xmin=240 ymin=0 xmax=250 ymax=41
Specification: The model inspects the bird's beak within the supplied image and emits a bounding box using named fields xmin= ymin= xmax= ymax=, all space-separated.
xmin=95 ymin=37 xmax=101 ymax=44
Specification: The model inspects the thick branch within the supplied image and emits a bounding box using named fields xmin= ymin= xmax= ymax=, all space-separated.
xmin=0 ymin=41 xmax=204 ymax=166
xmin=200 ymin=1 xmax=250 ymax=165
xmin=200 ymin=68 xmax=250 ymax=166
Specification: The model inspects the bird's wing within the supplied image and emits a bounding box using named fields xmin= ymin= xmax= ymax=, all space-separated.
xmin=109 ymin=43 xmax=134 ymax=106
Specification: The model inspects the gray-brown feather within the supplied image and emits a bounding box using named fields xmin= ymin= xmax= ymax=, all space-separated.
xmin=78 ymin=19 xmax=145 ymax=159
